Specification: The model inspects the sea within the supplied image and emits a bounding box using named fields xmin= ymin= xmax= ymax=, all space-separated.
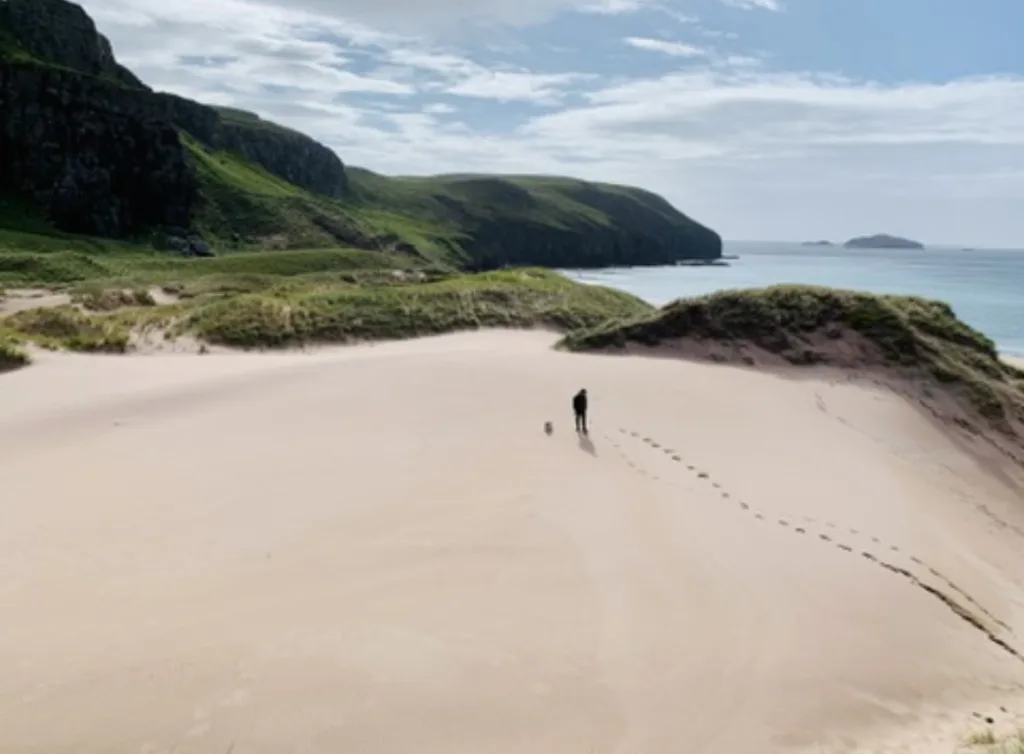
xmin=561 ymin=241 xmax=1024 ymax=357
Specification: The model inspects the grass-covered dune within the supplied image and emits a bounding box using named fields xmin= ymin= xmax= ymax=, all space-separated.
xmin=182 ymin=268 xmax=653 ymax=348
xmin=0 ymin=254 xmax=653 ymax=361
xmin=562 ymin=285 xmax=1024 ymax=449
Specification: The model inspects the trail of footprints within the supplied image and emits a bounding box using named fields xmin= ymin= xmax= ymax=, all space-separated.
xmin=608 ymin=427 xmax=1023 ymax=665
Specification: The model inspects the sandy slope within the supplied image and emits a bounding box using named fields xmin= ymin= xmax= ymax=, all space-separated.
xmin=2 ymin=331 xmax=1024 ymax=754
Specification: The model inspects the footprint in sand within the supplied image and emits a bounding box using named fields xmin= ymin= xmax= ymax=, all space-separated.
xmin=623 ymin=427 xmax=1017 ymax=644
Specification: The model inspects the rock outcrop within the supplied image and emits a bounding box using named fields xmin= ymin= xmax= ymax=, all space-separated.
xmin=2 ymin=0 xmax=144 ymax=88
xmin=844 ymin=234 xmax=924 ymax=249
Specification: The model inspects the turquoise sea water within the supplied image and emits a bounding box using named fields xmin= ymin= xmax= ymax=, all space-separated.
xmin=562 ymin=241 xmax=1024 ymax=357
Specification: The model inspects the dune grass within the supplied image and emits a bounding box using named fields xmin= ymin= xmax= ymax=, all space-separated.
xmin=0 ymin=248 xmax=652 ymax=356
xmin=4 ymin=306 xmax=131 ymax=352
xmin=0 ymin=336 xmax=29 ymax=371
xmin=181 ymin=268 xmax=653 ymax=348
xmin=72 ymin=288 xmax=156 ymax=311
xmin=962 ymin=728 xmax=1024 ymax=753
xmin=561 ymin=285 xmax=1024 ymax=433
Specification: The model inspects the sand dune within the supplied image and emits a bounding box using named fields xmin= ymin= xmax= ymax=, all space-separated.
xmin=2 ymin=331 xmax=1024 ymax=753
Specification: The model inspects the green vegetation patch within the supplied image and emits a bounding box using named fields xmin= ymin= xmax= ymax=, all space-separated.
xmin=962 ymin=727 xmax=1024 ymax=753
xmin=182 ymin=269 xmax=653 ymax=348
xmin=0 ymin=244 xmax=416 ymax=288
xmin=0 ymin=335 xmax=29 ymax=371
xmin=5 ymin=306 xmax=130 ymax=352
xmin=72 ymin=287 xmax=156 ymax=311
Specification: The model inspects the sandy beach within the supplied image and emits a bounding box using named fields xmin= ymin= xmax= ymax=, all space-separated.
xmin=2 ymin=330 xmax=1024 ymax=753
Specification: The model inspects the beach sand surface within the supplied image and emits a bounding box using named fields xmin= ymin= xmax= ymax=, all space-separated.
xmin=2 ymin=330 xmax=1024 ymax=753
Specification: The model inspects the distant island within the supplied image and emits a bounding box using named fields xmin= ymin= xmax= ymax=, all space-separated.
xmin=844 ymin=234 xmax=924 ymax=250
xmin=801 ymin=240 xmax=834 ymax=247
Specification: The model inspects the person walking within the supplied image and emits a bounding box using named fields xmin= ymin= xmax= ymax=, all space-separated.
xmin=572 ymin=388 xmax=588 ymax=434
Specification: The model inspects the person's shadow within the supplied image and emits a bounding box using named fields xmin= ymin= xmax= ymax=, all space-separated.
xmin=577 ymin=431 xmax=597 ymax=456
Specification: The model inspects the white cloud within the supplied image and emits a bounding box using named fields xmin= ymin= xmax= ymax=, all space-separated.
xmin=576 ymin=0 xmax=654 ymax=14
xmin=720 ymin=0 xmax=781 ymax=10
xmin=444 ymin=70 xmax=591 ymax=103
xmin=73 ymin=0 xmax=1024 ymax=246
xmin=624 ymin=37 xmax=706 ymax=57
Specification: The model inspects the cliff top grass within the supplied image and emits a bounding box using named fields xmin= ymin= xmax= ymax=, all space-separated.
xmin=0 ymin=234 xmax=421 ymax=286
xmin=183 ymin=138 xmax=463 ymax=267
xmin=561 ymin=285 xmax=1024 ymax=436
xmin=345 ymin=168 xmax=688 ymax=237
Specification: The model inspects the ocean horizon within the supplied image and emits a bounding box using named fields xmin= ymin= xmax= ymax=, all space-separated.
xmin=562 ymin=240 xmax=1024 ymax=357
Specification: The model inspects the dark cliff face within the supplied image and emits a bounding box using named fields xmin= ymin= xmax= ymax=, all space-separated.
xmin=464 ymin=214 xmax=720 ymax=270
xmin=4 ymin=0 xmax=144 ymax=88
xmin=0 ymin=0 xmax=347 ymax=237
xmin=0 ymin=62 xmax=197 ymax=235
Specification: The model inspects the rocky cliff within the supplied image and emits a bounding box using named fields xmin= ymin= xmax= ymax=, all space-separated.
xmin=0 ymin=0 xmax=347 ymax=237
xmin=2 ymin=0 xmax=143 ymax=87
xmin=0 ymin=61 xmax=198 ymax=235
xmin=0 ymin=0 xmax=721 ymax=268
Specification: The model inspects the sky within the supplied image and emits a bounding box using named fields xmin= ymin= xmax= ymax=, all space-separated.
xmin=79 ymin=0 xmax=1024 ymax=247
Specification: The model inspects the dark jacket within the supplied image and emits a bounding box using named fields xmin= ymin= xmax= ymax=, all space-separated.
xmin=573 ymin=391 xmax=587 ymax=414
